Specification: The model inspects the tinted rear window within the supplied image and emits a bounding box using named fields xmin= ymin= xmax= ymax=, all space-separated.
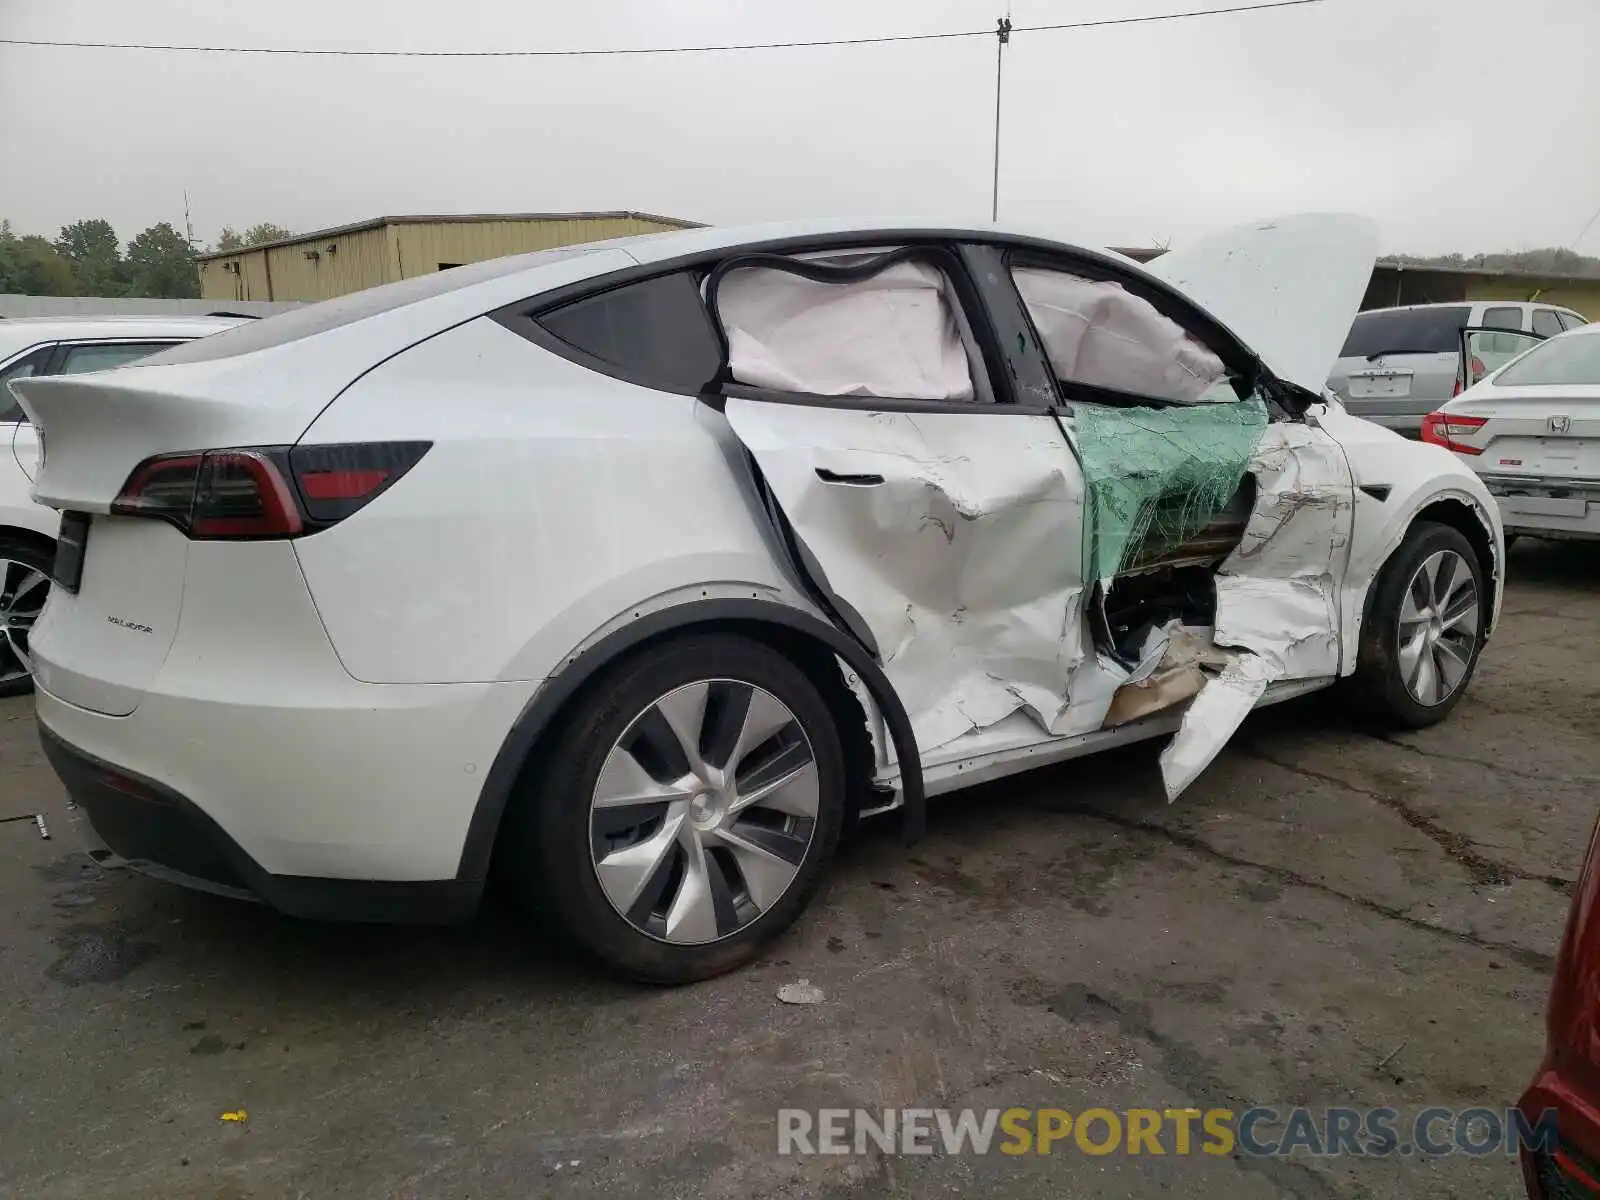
xmin=529 ymin=271 xmax=722 ymax=394
xmin=1339 ymin=307 xmax=1471 ymax=358
xmin=1493 ymin=331 xmax=1600 ymax=386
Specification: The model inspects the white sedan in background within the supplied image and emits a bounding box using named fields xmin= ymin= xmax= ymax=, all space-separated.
xmin=1424 ymin=322 xmax=1599 ymax=541
xmin=0 ymin=316 xmax=245 ymax=694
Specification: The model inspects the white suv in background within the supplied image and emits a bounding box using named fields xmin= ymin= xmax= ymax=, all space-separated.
xmin=12 ymin=216 xmax=1506 ymax=983
xmin=1327 ymin=301 xmax=1588 ymax=436
xmin=0 ymin=316 xmax=245 ymax=694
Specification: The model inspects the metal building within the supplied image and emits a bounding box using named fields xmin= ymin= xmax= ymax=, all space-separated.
xmin=197 ymin=211 xmax=701 ymax=303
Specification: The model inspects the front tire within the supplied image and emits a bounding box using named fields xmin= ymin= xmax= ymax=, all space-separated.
xmin=510 ymin=633 xmax=847 ymax=984
xmin=1350 ymin=521 xmax=1486 ymax=728
xmin=0 ymin=537 xmax=53 ymax=699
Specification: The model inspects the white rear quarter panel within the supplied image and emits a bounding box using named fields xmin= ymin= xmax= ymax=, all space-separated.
xmin=293 ymin=317 xmax=803 ymax=685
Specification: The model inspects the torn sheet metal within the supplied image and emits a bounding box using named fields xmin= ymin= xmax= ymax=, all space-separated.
xmin=1073 ymin=399 xmax=1269 ymax=584
xmin=1158 ymin=653 xmax=1277 ymax=801
xmin=723 ymin=398 xmax=1086 ymax=752
xmin=717 ymin=260 xmax=974 ymax=401
xmin=1212 ymin=421 xmax=1352 ymax=677
xmin=1155 ymin=421 xmax=1355 ymax=800
xmin=1012 ymin=268 xmax=1229 ymax=404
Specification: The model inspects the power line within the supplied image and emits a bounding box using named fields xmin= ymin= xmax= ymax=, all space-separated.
xmin=0 ymin=1 xmax=1323 ymax=58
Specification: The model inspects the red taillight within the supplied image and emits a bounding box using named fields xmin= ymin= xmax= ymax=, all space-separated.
xmin=1452 ymin=356 xmax=1489 ymax=397
xmin=112 ymin=441 xmax=429 ymax=539
xmin=298 ymin=468 xmax=390 ymax=501
xmin=1420 ymin=411 xmax=1488 ymax=455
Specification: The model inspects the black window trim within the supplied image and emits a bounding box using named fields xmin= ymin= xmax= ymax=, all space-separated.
xmin=489 ymin=226 xmax=1279 ymax=415
xmin=491 ymin=270 xmax=722 ymax=398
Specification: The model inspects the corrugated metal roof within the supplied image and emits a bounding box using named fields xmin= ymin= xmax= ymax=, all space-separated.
xmin=1373 ymin=258 xmax=1600 ymax=284
xmin=195 ymin=211 xmax=704 ymax=262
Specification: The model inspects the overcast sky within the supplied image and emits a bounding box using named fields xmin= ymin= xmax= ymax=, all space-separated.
xmin=2 ymin=0 xmax=1598 ymax=256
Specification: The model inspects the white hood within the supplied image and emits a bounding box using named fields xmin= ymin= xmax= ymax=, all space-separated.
xmin=1141 ymin=213 xmax=1379 ymax=395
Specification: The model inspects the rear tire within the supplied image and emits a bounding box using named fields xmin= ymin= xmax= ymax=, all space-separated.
xmin=506 ymin=633 xmax=847 ymax=984
xmin=1349 ymin=521 xmax=1486 ymax=729
xmin=0 ymin=536 xmax=53 ymax=699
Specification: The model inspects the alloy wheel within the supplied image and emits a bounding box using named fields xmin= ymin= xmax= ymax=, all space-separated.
xmin=0 ymin=557 xmax=47 ymax=686
xmin=589 ymin=678 xmax=819 ymax=945
xmin=1396 ymin=548 xmax=1480 ymax=706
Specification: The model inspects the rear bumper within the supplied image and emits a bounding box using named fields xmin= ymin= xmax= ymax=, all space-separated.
xmin=1333 ymin=396 xmax=1429 ymax=438
xmin=30 ymin=533 xmax=541 ymax=895
xmin=1480 ymin=475 xmax=1600 ymax=540
xmin=39 ymin=721 xmax=481 ymax=923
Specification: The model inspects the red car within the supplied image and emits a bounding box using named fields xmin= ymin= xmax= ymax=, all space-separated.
xmin=1522 ymin=813 xmax=1600 ymax=1196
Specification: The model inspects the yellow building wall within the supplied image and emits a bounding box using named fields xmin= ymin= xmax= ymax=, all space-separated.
xmin=1463 ymin=277 xmax=1600 ymax=319
xmin=201 ymin=216 xmax=689 ymax=301
xmin=261 ymin=226 xmax=395 ymax=302
xmin=390 ymin=216 xmax=683 ymax=279
xmin=200 ymin=226 xmax=395 ymax=302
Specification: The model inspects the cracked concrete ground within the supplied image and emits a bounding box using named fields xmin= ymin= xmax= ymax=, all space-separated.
xmin=1 ymin=538 xmax=1595 ymax=1199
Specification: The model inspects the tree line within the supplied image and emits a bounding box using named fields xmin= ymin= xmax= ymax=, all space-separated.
xmin=1388 ymin=247 xmax=1600 ymax=278
xmin=0 ymin=219 xmax=293 ymax=299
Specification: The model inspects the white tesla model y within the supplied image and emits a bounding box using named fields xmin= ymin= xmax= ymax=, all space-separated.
xmin=9 ymin=214 xmax=1504 ymax=982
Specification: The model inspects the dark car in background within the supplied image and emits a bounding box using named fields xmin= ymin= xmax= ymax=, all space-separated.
xmin=1328 ymin=301 xmax=1587 ymax=437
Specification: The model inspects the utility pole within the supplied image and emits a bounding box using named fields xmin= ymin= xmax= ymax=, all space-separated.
xmin=183 ymin=190 xmax=195 ymax=250
xmin=991 ymin=16 xmax=1011 ymax=223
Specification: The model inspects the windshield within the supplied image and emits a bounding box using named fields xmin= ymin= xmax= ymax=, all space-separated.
xmin=1339 ymin=307 xmax=1470 ymax=358
xmin=1493 ymin=331 xmax=1600 ymax=386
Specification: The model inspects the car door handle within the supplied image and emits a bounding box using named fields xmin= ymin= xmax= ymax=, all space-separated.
xmin=814 ymin=468 xmax=885 ymax=486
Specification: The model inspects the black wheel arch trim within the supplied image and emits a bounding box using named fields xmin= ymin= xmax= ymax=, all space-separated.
xmin=455 ymin=597 xmax=927 ymax=884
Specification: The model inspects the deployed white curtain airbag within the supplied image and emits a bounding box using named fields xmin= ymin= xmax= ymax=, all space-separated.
xmin=1012 ymin=268 xmax=1228 ymax=403
xmin=716 ymin=261 xmax=975 ymax=401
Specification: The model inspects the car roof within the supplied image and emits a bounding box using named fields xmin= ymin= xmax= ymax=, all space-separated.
xmin=1356 ymin=300 xmax=1574 ymax=315
xmin=0 ymin=314 xmax=247 ymax=360
xmin=0 ymin=314 xmax=247 ymax=338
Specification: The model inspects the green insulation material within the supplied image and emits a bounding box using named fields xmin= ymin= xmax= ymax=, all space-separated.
xmin=1074 ymin=398 xmax=1269 ymax=583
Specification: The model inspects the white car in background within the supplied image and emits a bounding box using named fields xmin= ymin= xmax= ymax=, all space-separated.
xmin=0 ymin=316 xmax=245 ymax=695
xmin=1425 ymin=321 xmax=1600 ymax=541
xmin=11 ymin=215 xmax=1505 ymax=983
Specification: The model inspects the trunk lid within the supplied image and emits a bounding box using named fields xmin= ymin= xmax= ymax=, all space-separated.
xmin=1447 ymin=388 xmax=1600 ymax=481
xmin=12 ymin=361 xmax=333 ymax=716
xmin=29 ymin=516 xmax=191 ymax=715
xmin=1141 ymin=213 xmax=1380 ymax=395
